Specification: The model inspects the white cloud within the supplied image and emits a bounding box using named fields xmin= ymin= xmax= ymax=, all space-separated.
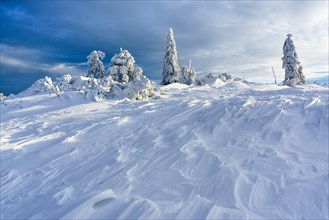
xmin=0 ymin=44 xmax=86 ymax=77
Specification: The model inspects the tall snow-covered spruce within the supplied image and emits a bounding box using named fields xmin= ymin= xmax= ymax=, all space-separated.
xmin=161 ymin=28 xmax=180 ymax=85
xmin=86 ymin=50 xmax=106 ymax=79
xmin=282 ymin=34 xmax=306 ymax=87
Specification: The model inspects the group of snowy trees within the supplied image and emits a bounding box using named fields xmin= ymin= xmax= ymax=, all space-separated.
xmin=20 ymin=29 xmax=306 ymax=101
xmin=22 ymin=48 xmax=160 ymax=100
xmin=85 ymin=49 xmax=159 ymax=100
xmin=161 ymin=29 xmax=305 ymax=87
xmin=161 ymin=28 xmax=196 ymax=86
xmin=86 ymin=49 xmax=144 ymax=83
xmin=83 ymin=29 xmax=308 ymax=90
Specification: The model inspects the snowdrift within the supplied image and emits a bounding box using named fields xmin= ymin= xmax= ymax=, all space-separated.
xmin=1 ymin=82 xmax=328 ymax=219
xmin=17 ymin=74 xmax=160 ymax=101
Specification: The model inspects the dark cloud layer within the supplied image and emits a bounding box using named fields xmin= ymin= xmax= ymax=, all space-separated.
xmin=1 ymin=1 xmax=328 ymax=95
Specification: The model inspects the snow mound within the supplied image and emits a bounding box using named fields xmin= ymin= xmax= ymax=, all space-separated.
xmin=18 ymin=74 xmax=160 ymax=101
xmin=1 ymin=84 xmax=328 ymax=219
xmin=198 ymin=73 xmax=249 ymax=88
xmin=161 ymin=83 xmax=190 ymax=91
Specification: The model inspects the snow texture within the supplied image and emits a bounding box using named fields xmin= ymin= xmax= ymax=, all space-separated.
xmin=282 ymin=34 xmax=306 ymax=87
xmin=1 ymin=82 xmax=328 ymax=219
xmin=86 ymin=50 xmax=106 ymax=79
xmin=162 ymin=28 xmax=180 ymax=85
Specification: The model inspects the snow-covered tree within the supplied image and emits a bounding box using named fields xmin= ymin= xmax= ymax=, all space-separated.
xmin=86 ymin=50 xmax=106 ymax=79
xmin=179 ymin=60 xmax=196 ymax=85
xmin=161 ymin=28 xmax=180 ymax=85
xmin=108 ymin=49 xmax=142 ymax=83
xmin=297 ymin=65 xmax=306 ymax=85
xmin=282 ymin=34 xmax=306 ymax=87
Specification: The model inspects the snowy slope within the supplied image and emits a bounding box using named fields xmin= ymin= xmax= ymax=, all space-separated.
xmin=1 ymin=82 xmax=328 ymax=219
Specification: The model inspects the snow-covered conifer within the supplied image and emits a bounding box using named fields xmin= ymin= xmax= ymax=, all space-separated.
xmin=86 ymin=50 xmax=106 ymax=79
xmin=161 ymin=28 xmax=180 ymax=85
xmin=297 ymin=65 xmax=306 ymax=85
xmin=108 ymin=49 xmax=142 ymax=83
xmin=282 ymin=34 xmax=306 ymax=86
xmin=179 ymin=60 xmax=196 ymax=85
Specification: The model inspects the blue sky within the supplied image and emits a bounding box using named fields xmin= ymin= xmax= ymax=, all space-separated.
xmin=1 ymin=1 xmax=328 ymax=95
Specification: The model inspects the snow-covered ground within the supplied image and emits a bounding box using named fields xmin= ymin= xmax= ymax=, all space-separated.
xmin=1 ymin=82 xmax=328 ymax=219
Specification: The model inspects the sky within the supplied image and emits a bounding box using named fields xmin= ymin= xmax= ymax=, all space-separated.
xmin=1 ymin=1 xmax=328 ymax=95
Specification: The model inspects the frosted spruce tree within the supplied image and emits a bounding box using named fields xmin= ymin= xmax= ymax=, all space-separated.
xmin=86 ymin=50 xmax=106 ymax=78
xmin=108 ymin=48 xmax=142 ymax=83
xmin=108 ymin=48 xmax=160 ymax=100
xmin=179 ymin=60 xmax=196 ymax=85
xmin=282 ymin=34 xmax=306 ymax=86
xmin=161 ymin=28 xmax=180 ymax=85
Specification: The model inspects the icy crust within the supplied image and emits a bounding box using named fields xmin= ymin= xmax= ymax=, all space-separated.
xmin=1 ymin=83 xmax=328 ymax=219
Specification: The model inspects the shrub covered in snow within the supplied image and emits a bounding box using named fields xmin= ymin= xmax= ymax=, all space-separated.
xmin=44 ymin=76 xmax=60 ymax=96
xmin=199 ymin=73 xmax=232 ymax=84
xmin=19 ymin=77 xmax=56 ymax=96
xmin=124 ymin=76 xmax=160 ymax=100
xmin=218 ymin=73 xmax=232 ymax=82
xmin=21 ymin=73 xmax=159 ymax=101
xmin=108 ymin=49 xmax=142 ymax=83
xmin=26 ymin=79 xmax=50 ymax=94
xmin=198 ymin=73 xmax=249 ymax=87
xmin=86 ymin=50 xmax=106 ymax=79
xmin=56 ymin=74 xmax=74 ymax=91
xmin=162 ymin=28 xmax=180 ymax=85
xmin=282 ymin=34 xmax=306 ymax=87
xmin=179 ymin=61 xmax=196 ymax=85
xmin=199 ymin=74 xmax=224 ymax=86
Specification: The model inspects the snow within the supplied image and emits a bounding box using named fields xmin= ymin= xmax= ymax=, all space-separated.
xmin=1 ymin=82 xmax=328 ymax=219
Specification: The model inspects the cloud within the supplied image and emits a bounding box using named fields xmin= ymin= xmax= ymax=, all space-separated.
xmin=0 ymin=1 xmax=328 ymax=94
xmin=0 ymin=44 xmax=86 ymax=94
xmin=0 ymin=44 xmax=85 ymax=75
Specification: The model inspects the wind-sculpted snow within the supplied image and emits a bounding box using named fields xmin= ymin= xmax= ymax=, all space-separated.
xmin=1 ymin=82 xmax=328 ymax=219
